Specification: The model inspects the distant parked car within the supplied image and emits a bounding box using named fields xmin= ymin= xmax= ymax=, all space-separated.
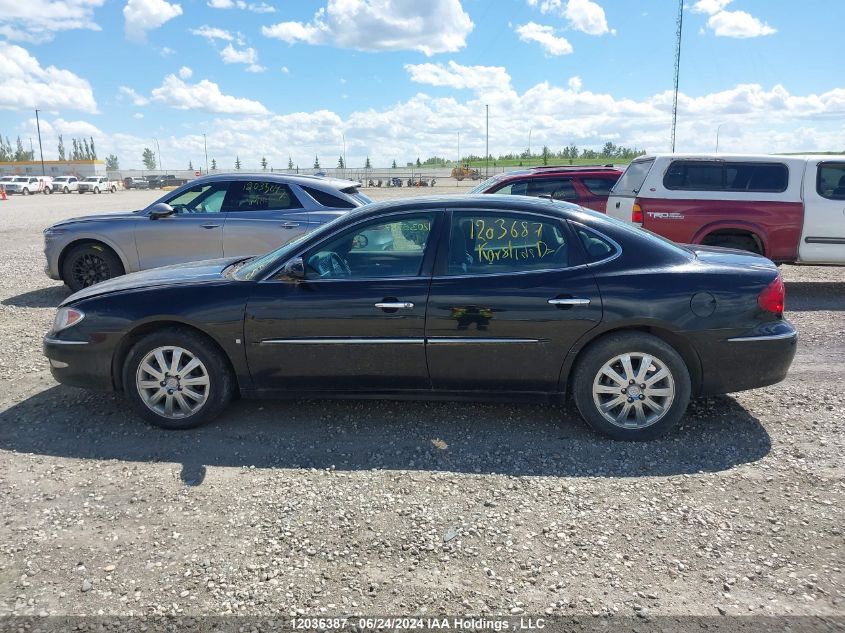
xmin=78 ymin=177 xmax=118 ymax=194
xmin=470 ymin=165 xmax=622 ymax=213
xmin=44 ymin=173 xmax=376 ymax=291
xmin=52 ymin=176 xmax=80 ymax=193
xmin=124 ymin=177 xmax=149 ymax=190
xmin=3 ymin=176 xmax=51 ymax=195
xmin=145 ymin=175 xmax=163 ymax=189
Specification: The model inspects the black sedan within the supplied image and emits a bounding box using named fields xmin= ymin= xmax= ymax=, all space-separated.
xmin=43 ymin=195 xmax=797 ymax=440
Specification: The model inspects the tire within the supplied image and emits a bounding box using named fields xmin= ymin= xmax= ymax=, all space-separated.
xmin=110 ymin=186 xmax=116 ymax=193
xmin=122 ymin=328 xmax=235 ymax=430
xmin=63 ymin=186 xmax=69 ymax=194
xmin=22 ymin=188 xmax=30 ymax=196
xmin=572 ymin=332 xmax=691 ymax=441
xmin=94 ymin=187 xmax=100 ymax=194
xmin=703 ymin=235 xmax=760 ymax=255
xmin=61 ymin=242 xmax=124 ymax=292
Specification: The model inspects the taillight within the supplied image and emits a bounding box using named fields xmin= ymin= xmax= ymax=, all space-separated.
xmin=632 ymin=202 xmax=643 ymax=224
xmin=757 ymin=275 xmax=785 ymax=315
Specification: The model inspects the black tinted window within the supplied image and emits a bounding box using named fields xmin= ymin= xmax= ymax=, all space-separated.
xmin=664 ymin=161 xmax=788 ymax=192
xmin=581 ymin=177 xmax=618 ymax=196
xmin=527 ymin=178 xmax=578 ymax=201
xmin=575 ymin=225 xmax=617 ymax=262
xmin=818 ymin=163 xmax=845 ymax=200
xmin=448 ymin=212 xmax=569 ymax=275
xmin=302 ymin=186 xmax=355 ymax=209
xmin=223 ymin=181 xmax=302 ymax=212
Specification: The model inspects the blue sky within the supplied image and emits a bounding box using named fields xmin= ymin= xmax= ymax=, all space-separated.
xmin=1 ymin=0 xmax=844 ymax=169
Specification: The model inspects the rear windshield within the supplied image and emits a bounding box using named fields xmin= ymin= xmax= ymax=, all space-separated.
xmin=469 ymin=175 xmax=505 ymax=193
xmin=611 ymin=159 xmax=654 ymax=196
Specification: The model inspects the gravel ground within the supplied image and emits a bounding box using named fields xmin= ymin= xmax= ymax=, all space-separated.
xmin=0 ymin=188 xmax=842 ymax=619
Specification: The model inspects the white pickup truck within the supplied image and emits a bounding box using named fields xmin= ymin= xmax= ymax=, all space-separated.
xmin=77 ymin=177 xmax=118 ymax=194
xmin=607 ymin=153 xmax=845 ymax=265
xmin=2 ymin=176 xmax=52 ymax=195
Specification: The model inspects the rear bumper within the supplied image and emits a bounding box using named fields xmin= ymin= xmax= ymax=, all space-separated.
xmin=43 ymin=335 xmax=114 ymax=391
xmin=696 ymin=321 xmax=797 ymax=396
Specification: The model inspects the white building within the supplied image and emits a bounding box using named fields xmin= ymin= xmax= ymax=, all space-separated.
xmin=0 ymin=160 xmax=106 ymax=178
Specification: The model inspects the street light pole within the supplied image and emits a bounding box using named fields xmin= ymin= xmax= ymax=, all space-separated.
xmin=153 ymin=138 xmax=162 ymax=174
xmin=341 ymin=132 xmax=346 ymax=176
xmin=715 ymin=123 xmax=726 ymax=152
xmin=485 ymin=104 xmax=489 ymax=178
xmin=203 ymin=133 xmax=209 ymax=173
xmin=528 ymin=127 xmax=532 ymax=167
xmin=34 ymin=109 xmax=45 ymax=176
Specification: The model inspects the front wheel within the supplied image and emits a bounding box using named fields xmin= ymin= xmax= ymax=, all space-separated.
xmin=572 ymin=332 xmax=691 ymax=440
xmin=94 ymin=187 xmax=100 ymax=194
xmin=61 ymin=242 xmax=124 ymax=292
xmin=63 ymin=186 xmax=69 ymax=194
xmin=110 ymin=186 xmax=117 ymax=193
xmin=22 ymin=188 xmax=30 ymax=195
xmin=123 ymin=329 xmax=235 ymax=429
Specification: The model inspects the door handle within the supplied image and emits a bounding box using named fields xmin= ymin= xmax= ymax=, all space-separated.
xmin=548 ymin=297 xmax=591 ymax=306
xmin=280 ymin=222 xmax=300 ymax=229
xmin=375 ymin=302 xmax=414 ymax=309
xmin=200 ymin=223 xmax=220 ymax=229
xmin=615 ymin=201 xmax=621 ymax=208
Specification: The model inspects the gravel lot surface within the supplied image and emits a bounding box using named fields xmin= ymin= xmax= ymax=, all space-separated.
xmin=0 ymin=188 xmax=842 ymax=619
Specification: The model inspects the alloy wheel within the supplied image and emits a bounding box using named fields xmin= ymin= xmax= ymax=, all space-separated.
xmin=135 ymin=346 xmax=210 ymax=420
xmin=592 ymin=352 xmax=675 ymax=429
xmin=71 ymin=253 xmax=111 ymax=288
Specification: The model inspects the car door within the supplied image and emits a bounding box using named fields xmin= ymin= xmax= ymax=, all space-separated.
xmin=799 ymin=160 xmax=845 ymax=264
xmin=425 ymin=209 xmax=602 ymax=392
xmin=221 ymin=180 xmax=312 ymax=258
xmin=244 ymin=210 xmax=443 ymax=392
xmin=134 ymin=181 xmax=229 ymax=269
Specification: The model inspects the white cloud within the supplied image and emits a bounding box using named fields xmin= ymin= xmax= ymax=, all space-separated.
xmin=515 ymin=22 xmax=573 ymax=56
xmin=568 ymin=76 xmax=582 ymax=92
xmin=405 ymin=61 xmax=511 ymax=93
xmin=0 ymin=0 xmax=105 ymax=42
xmin=527 ymin=0 xmax=610 ymax=35
xmin=246 ymin=64 xmax=267 ymax=73
xmin=692 ymin=0 xmax=776 ymax=38
xmin=190 ymin=25 xmax=235 ymax=42
xmin=220 ymin=43 xmax=259 ymax=65
xmin=0 ymin=42 xmax=98 ymax=113
xmin=208 ymin=0 xmax=274 ymax=12
xmin=280 ymin=66 xmax=290 ymax=74
xmin=178 ymin=66 xmax=192 ymax=79
xmin=123 ymin=0 xmax=183 ymax=41
xmin=118 ymin=86 xmax=149 ymax=106
xmin=262 ymin=0 xmax=473 ymax=56
xmin=133 ymin=112 xmax=144 ymax=119
xmin=150 ymin=73 xmax=269 ymax=115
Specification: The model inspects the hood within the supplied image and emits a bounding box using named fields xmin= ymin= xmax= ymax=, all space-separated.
xmin=49 ymin=210 xmax=141 ymax=228
xmin=687 ymin=244 xmax=777 ymax=271
xmin=62 ymin=257 xmax=243 ymax=305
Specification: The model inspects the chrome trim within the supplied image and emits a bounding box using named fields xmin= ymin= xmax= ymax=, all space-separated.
xmin=44 ymin=336 xmax=89 ymax=345
xmin=427 ymin=337 xmax=544 ymax=345
xmin=727 ymin=331 xmax=797 ymax=342
xmin=260 ymin=338 xmax=424 ymax=345
xmin=548 ymin=298 xmax=591 ymax=306
xmin=434 ymin=264 xmax=587 ymax=280
xmin=375 ymin=302 xmax=414 ymax=309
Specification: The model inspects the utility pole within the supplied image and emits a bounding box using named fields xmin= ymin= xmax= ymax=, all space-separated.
xmin=153 ymin=137 xmax=162 ymax=174
xmin=35 ymin=109 xmax=45 ymax=175
xmin=457 ymin=132 xmax=460 ymax=165
xmin=670 ymin=0 xmax=684 ymax=153
xmin=203 ymin=133 xmax=209 ymax=173
xmin=485 ymin=104 xmax=489 ymax=178
xmin=715 ymin=123 xmax=725 ymax=152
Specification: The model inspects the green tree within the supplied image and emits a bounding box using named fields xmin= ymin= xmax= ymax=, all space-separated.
xmin=337 ymin=155 xmax=344 ymax=169
xmin=89 ymin=136 xmax=97 ymax=160
xmin=365 ymin=156 xmax=371 ymax=169
xmin=261 ymin=156 xmax=268 ymax=170
xmin=235 ymin=156 xmax=241 ymax=170
xmin=14 ymin=137 xmax=27 ymax=161
xmin=57 ymin=135 xmax=65 ymax=161
xmin=391 ymin=159 xmax=397 ymax=169
xmin=567 ymin=143 xmax=578 ymax=165
xmin=83 ymin=138 xmax=91 ymax=160
xmin=287 ymin=156 xmax=294 ymax=170
xmin=105 ymin=154 xmax=119 ymax=170
xmin=415 ymin=157 xmax=421 ymax=167
xmin=142 ymin=147 xmax=156 ymax=170
xmin=211 ymin=158 xmax=217 ymax=170
xmin=0 ymin=136 xmax=10 ymax=162
xmin=313 ymin=155 xmax=320 ymax=169
xmin=542 ymin=145 xmax=550 ymax=166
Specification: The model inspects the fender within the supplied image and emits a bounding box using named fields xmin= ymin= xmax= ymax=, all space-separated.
xmin=690 ymin=219 xmax=770 ymax=255
xmin=59 ymin=232 xmax=138 ymax=274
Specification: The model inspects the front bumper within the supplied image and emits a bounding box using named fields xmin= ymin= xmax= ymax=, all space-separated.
xmin=43 ymin=334 xmax=115 ymax=391
xmin=695 ymin=321 xmax=798 ymax=396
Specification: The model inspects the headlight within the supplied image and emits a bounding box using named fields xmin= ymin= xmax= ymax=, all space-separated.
xmin=52 ymin=307 xmax=85 ymax=332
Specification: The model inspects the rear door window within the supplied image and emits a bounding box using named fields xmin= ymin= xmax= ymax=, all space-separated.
xmin=526 ymin=178 xmax=579 ymax=201
xmin=222 ymin=181 xmax=303 ymax=212
xmin=611 ymin=158 xmax=654 ymax=196
xmin=817 ymin=163 xmax=845 ymax=200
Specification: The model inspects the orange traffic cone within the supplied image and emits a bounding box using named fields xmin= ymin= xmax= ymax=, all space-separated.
xmin=0 ymin=185 xmax=6 ymax=201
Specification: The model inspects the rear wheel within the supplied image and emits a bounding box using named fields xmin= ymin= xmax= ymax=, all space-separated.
xmin=572 ymin=332 xmax=691 ymax=440
xmin=22 ymin=188 xmax=30 ymax=196
xmin=61 ymin=242 xmax=124 ymax=292
xmin=63 ymin=186 xmax=69 ymax=193
xmin=703 ymin=234 xmax=760 ymax=255
xmin=110 ymin=185 xmax=117 ymax=193
xmin=123 ymin=329 xmax=234 ymax=429
xmin=94 ymin=187 xmax=100 ymax=194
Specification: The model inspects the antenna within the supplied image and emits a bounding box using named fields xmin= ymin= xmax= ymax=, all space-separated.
xmin=670 ymin=0 xmax=683 ymax=153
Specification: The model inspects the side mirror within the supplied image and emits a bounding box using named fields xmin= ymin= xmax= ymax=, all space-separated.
xmin=149 ymin=202 xmax=175 ymax=219
xmin=279 ymin=256 xmax=305 ymax=280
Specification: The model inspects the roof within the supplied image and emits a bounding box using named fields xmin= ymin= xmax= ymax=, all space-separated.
xmin=490 ymin=165 xmax=622 ymax=179
xmin=634 ymin=153 xmax=845 ymax=164
xmin=190 ymin=172 xmax=361 ymax=190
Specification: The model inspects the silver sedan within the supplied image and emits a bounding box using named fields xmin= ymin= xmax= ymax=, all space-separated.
xmin=44 ymin=174 xmax=379 ymax=291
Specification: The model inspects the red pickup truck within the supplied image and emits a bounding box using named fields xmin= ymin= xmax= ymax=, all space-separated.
xmin=607 ymin=154 xmax=845 ymax=265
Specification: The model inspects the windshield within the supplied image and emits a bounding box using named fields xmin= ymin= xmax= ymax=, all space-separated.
xmin=233 ymin=212 xmax=351 ymax=281
xmin=610 ymin=158 xmax=654 ymax=196
xmin=468 ymin=175 xmax=504 ymax=193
